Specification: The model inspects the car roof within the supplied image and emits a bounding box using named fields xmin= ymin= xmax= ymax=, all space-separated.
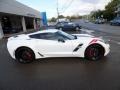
xmin=28 ymin=29 xmax=59 ymax=35
xmin=58 ymin=21 xmax=69 ymax=23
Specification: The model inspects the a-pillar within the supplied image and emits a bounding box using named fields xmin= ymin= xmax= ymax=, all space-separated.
xmin=22 ymin=17 xmax=27 ymax=32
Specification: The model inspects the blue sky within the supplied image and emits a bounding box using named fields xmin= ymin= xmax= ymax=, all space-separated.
xmin=16 ymin=0 xmax=111 ymax=19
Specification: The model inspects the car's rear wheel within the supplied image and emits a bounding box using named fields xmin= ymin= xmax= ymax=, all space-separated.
xmin=75 ymin=27 xmax=80 ymax=30
xmin=85 ymin=44 xmax=105 ymax=61
xmin=110 ymin=23 xmax=113 ymax=25
xmin=15 ymin=47 xmax=35 ymax=64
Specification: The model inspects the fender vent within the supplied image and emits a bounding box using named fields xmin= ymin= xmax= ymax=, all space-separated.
xmin=38 ymin=52 xmax=44 ymax=57
xmin=73 ymin=44 xmax=83 ymax=52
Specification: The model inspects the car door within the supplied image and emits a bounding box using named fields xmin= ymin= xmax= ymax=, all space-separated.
xmin=40 ymin=39 xmax=73 ymax=57
xmin=66 ymin=23 xmax=74 ymax=30
xmin=31 ymin=32 xmax=74 ymax=57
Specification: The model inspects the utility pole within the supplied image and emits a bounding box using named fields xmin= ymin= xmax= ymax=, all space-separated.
xmin=57 ymin=0 xmax=59 ymax=22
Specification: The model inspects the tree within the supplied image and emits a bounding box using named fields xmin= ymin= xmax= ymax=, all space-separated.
xmin=90 ymin=0 xmax=120 ymax=21
xmin=49 ymin=17 xmax=56 ymax=22
xmin=58 ymin=15 xmax=65 ymax=19
xmin=91 ymin=10 xmax=104 ymax=19
xmin=104 ymin=0 xmax=120 ymax=20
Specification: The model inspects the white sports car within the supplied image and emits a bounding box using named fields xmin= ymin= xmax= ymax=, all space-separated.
xmin=7 ymin=29 xmax=110 ymax=63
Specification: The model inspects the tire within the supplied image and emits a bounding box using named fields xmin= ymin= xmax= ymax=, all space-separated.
xmin=75 ymin=27 xmax=80 ymax=31
xmin=85 ymin=44 xmax=105 ymax=61
xmin=15 ymin=47 xmax=35 ymax=64
xmin=59 ymin=27 xmax=63 ymax=30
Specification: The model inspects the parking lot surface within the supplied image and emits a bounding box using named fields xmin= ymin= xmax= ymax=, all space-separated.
xmin=0 ymin=27 xmax=120 ymax=90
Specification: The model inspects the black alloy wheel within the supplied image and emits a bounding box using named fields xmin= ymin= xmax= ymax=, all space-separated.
xmin=15 ymin=47 xmax=35 ymax=64
xmin=85 ymin=44 xmax=105 ymax=61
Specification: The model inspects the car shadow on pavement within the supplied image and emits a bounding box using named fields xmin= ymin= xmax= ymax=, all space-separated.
xmin=34 ymin=57 xmax=108 ymax=65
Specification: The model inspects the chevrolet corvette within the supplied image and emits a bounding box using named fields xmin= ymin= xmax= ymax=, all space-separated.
xmin=7 ymin=29 xmax=110 ymax=63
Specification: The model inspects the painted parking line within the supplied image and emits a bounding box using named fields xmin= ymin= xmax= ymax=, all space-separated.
xmin=80 ymin=29 xmax=94 ymax=34
xmin=117 ymin=42 xmax=120 ymax=45
xmin=81 ymin=28 xmax=120 ymax=45
xmin=109 ymin=39 xmax=120 ymax=45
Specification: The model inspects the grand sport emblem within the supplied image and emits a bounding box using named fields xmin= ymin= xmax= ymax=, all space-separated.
xmin=7 ymin=29 xmax=110 ymax=63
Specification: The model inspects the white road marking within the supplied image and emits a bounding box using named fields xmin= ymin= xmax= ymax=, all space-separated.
xmin=81 ymin=28 xmax=120 ymax=45
xmin=117 ymin=42 xmax=120 ymax=45
xmin=109 ymin=40 xmax=120 ymax=45
xmin=80 ymin=29 xmax=94 ymax=34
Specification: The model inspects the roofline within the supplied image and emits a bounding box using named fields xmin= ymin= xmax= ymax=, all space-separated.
xmin=15 ymin=0 xmax=40 ymax=13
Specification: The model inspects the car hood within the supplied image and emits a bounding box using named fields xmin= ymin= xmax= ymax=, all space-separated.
xmin=72 ymin=34 xmax=101 ymax=41
xmin=72 ymin=34 xmax=94 ymax=38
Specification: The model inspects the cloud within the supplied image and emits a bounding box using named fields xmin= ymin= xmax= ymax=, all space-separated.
xmin=16 ymin=0 xmax=111 ymax=18
xmin=58 ymin=0 xmax=111 ymax=16
xmin=80 ymin=0 xmax=100 ymax=4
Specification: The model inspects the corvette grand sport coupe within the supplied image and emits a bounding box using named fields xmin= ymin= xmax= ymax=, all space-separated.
xmin=7 ymin=29 xmax=110 ymax=63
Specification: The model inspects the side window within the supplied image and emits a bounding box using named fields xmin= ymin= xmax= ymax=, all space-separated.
xmin=42 ymin=33 xmax=55 ymax=40
xmin=29 ymin=34 xmax=40 ymax=39
xmin=63 ymin=22 xmax=68 ymax=25
xmin=29 ymin=32 xmax=70 ymax=40
xmin=54 ymin=32 xmax=69 ymax=40
xmin=57 ymin=22 xmax=62 ymax=27
xmin=29 ymin=33 xmax=55 ymax=40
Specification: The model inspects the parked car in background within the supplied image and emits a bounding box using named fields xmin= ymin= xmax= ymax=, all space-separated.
xmin=55 ymin=21 xmax=81 ymax=31
xmin=57 ymin=18 xmax=70 ymax=22
xmin=110 ymin=17 xmax=120 ymax=26
xmin=94 ymin=19 xmax=105 ymax=24
xmin=84 ymin=20 xmax=89 ymax=23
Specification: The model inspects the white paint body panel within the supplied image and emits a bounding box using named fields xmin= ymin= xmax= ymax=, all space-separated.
xmin=7 ymin=29 xmax=110 ymax=60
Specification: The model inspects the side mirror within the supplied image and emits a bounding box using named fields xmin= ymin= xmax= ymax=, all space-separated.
xmin=74 ymin=35 xmax=77 ymax=39
xmin=58 ymin=38 xmax=65 ymax=43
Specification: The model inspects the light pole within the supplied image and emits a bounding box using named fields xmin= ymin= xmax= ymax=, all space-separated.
xmin=57 ymin=0 xmax=59 ymax=22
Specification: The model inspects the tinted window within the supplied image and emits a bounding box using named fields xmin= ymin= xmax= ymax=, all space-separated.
xmin=29 ymin=31 xmax=75 ymax=40
xmin=29 ymin=32 xmax=71 ymax=40
xmin=57 ymin=31 xmax=75 ymax=40
xmin=29 ymin=33 xmax=55 ymax=40
xmin=57 ymin=22 xmax=68 ymax=25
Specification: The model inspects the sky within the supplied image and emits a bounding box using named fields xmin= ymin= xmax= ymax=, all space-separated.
xmin=16 ymin=0 xmax=111 ymax=19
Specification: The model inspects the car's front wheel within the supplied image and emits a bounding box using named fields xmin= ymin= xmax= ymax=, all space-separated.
xmin=85 ymin=44 xmax=105 ymax=61
xmin=15 ymin=47 xmax=35 ymax=63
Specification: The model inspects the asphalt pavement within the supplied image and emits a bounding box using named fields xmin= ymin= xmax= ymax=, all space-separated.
xmin=75 ymin=19 xmax=120 ymax=36
xmin=0 ymin=24 xmax=120 ymax=90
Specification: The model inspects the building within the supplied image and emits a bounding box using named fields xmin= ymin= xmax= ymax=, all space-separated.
xmin=115 ymin=4 xmax=120 ymax=17
xmin=0 ymin=0 xmax=41 ymax=38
